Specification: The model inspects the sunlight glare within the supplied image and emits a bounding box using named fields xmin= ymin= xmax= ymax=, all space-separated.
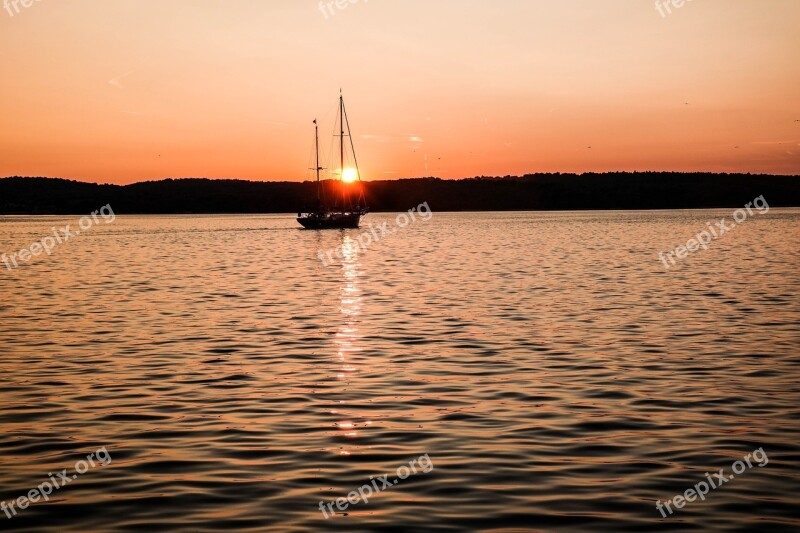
xmin=342 ymin=168 xmax=359 ymax=183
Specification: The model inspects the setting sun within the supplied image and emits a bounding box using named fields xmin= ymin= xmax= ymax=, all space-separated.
xmin=342 ymin=168 xmax=359 ymax=183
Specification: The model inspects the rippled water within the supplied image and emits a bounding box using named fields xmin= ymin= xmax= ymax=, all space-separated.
xmin=1 ymin=210 xmax=799 ymax=532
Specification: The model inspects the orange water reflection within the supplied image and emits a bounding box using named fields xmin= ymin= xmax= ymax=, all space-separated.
xmin=333 ymin=236 xmax=365 ymax=452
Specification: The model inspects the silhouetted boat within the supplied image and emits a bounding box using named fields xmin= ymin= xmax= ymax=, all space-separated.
xmin=298 ymin=92 xmax=368 ymax=229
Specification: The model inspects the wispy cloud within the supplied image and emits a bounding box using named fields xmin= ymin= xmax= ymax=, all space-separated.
xmin=751 ymin=139 xmax=799 ymax=145
xmin=360 ymin=134 xmax=394 ymax=143
xmin=108 ymin=71 xmax=134 ymax=89
xmin=361 ymin=134 xmax=425 ymax=144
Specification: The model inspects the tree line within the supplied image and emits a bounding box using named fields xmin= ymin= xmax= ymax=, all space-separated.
xmin=1 ymin=173 xmax=799 ymax=214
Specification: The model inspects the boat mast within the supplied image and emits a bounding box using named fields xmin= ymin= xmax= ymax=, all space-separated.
xmin=314 ymin=119 xmax=321 ymax=204
xmin=340 ymin=90 xmax=346 ymax=209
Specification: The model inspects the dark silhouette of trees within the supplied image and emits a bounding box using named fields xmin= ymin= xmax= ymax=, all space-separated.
xmin=1 ymin=173 xmax=798 ymax=214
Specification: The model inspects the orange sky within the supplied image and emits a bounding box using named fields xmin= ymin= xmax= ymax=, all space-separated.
xmin=1 ymin=0 xmax=799 ymax=184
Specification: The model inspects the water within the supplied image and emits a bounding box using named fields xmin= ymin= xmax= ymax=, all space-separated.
xmin=1 ymin=210 xmax=799 ymax=532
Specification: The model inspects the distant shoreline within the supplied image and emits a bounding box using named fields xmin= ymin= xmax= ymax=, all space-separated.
xmin=2 ymin=173 xmax=799 ymax=215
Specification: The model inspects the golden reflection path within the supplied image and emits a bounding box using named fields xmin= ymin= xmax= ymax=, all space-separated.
xmin=331 ymin=236 xmax=369 ymax=455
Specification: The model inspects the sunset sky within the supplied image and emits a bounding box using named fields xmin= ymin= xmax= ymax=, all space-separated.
xmin=1 ymin=0 xmax=799 ymax=184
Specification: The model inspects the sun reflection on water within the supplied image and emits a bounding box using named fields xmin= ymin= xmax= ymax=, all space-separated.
xmin=333 ymin=236 xmax=366 ymax=453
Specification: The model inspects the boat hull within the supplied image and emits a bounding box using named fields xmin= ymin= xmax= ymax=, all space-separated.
xmin=297 ymin=212 xmax=363 ymax=230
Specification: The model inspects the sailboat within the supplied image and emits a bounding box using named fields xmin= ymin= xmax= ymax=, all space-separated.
xmin=297 ymin=92 xmax=368 ymax=229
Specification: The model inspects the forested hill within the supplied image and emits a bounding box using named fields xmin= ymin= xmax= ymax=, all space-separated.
xmin=1 ymin=173 xmax=799 ymax=214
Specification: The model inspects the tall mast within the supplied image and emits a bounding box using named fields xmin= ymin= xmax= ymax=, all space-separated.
xmin=340 ymin=92 xmax=345 ymax=177
xmin=314 ymin=119 xmax=321 ymax=203
xmin=340 ymin=90 xmax=346 ymax=208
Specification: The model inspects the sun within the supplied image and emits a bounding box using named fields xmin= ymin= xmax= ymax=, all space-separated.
xmin=342 ymin=168 xmax=359 ymax=183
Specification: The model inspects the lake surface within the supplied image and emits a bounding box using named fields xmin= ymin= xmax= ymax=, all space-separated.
xmin=1 ymin=210 xmax=799 ymax=532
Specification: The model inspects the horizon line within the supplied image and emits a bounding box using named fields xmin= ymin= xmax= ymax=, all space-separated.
xmin=3 ymin=170 xmax=800 ymax=187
